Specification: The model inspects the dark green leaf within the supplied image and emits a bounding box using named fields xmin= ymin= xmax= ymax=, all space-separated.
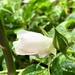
xmin=53 ymin=28 xmax=68 ymax=54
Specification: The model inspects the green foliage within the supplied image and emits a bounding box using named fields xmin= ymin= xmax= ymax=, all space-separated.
xmin=53 ymin=28 xmax=68 ymax=54
xmin=0 ymin=0 xmax=75 ymax=75
xmin=18 ymin=64 xmax=45 ymax=75
xmin=52 ymin=55 xmax=75 ymax=75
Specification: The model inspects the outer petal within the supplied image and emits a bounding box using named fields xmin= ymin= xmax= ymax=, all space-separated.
xmin=17 ymin=30 xmax=46 ymax=41
xmin=13 ymin=30 xmax=56 ymax=58
xmin=13 ymin=39 xmax=37 ymax=55
xmin=38 ymin=38 xmax=56 ymax=58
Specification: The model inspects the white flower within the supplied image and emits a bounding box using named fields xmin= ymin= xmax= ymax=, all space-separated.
xmin=13 ymin=30 xmax=56 ymax=58
xmin=50 ymin=0 xmax=55 ymax=2
xmin=23 ymin=0 xmax=29 ymax=3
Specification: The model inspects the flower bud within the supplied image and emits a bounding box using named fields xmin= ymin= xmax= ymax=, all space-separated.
xmin=13 ymin=30 xmax=56 ymax=58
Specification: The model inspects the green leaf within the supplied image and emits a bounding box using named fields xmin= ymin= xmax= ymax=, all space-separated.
xmin=53 ymin=28 xmax=68 ymax=54
xmin=52 ymin=55 xmax=75 ymax=75
xmin=65 ymin=12 xmax=75 ymax=20
xmin=1 ymin=8 xmax=13 ymax=14
xmin=65 ymin=19 xmax=75 ymax=29
xmin=63 ymin=71 xmax=75 ymax=75
xmin=59 ymin=55 xmax=75 ymax=73
xmin=18 ymin=64 xmax=45 ymax=75
xmin=52 ymin=57 xmax=63 ymax=75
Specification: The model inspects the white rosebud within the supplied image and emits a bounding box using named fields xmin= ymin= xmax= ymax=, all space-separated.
xmin=13 ymin=30 xmax=56 ymax=58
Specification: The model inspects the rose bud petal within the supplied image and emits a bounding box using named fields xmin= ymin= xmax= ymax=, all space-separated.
xmin=13 ymin=30 xmax=56 ymax=58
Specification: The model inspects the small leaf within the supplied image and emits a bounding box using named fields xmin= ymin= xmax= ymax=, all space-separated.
xmin=53 ymin=28 xmax=68 ymax=54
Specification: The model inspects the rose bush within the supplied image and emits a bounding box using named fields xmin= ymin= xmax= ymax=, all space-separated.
xmin=13 ymin=30 xmax=56 ymax=58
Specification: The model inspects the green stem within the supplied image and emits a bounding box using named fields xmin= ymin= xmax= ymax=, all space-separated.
xmin=65 ymin=54 xmax=75 ymax=62
xmin=0 ymin=69 xmax=23 ymax=74
xmin=48 ymin=56 xmax=51 ymax=75
xmin=50 ymin=53 xmax=62 ymax=66
xmin=0 ymin=20 xmax=16 ymax=75
xmin=39 ymin=27 xmax=49 ymax=37
xmin=67 ymin=49 xmax=75 ymax=54
xmin=66 ymin=49 xmax=75 ymax=61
